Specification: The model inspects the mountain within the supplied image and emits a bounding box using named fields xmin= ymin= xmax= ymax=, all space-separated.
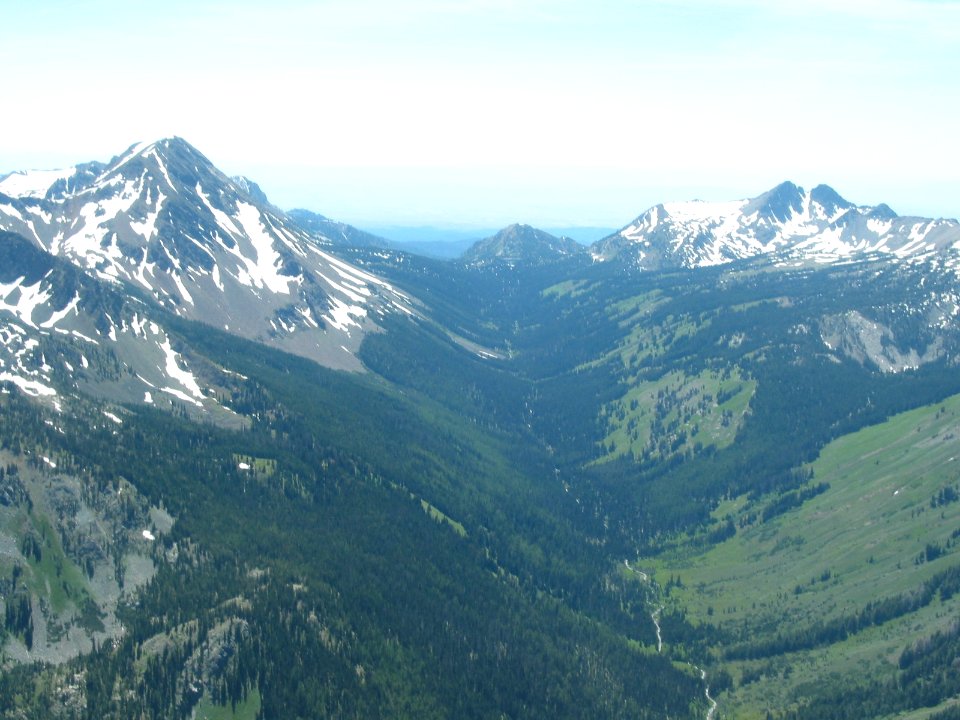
xmin=0 ymin=138 xmax=414 ymax=371
xmin=592 ymin=181 xmax=960 ymax=272
xmin=462 ymin=223 xmax=587 ymax=268
xmin=0 ymin=237 xmax=706 ymax=718
xmin=286 ymin=207 xmax=389 ymax=248
xmin=0 ymin=230 xmax=245 ymax=421
xmin=361 ymin=225 xmax=498 ymax=259
xmin=230 ymin=175 xmax=271 ymax=206
xmin=4 ymin=141 xmax=960 ymax=720
xmin=0 ymin=143 xmax=708 ymax=718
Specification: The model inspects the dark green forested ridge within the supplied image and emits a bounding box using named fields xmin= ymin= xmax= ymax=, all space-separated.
xmin=0 ymin=329 xmax=703 ymax=719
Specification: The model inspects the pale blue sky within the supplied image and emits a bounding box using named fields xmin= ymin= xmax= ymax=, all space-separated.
xmin=2 ymin=0 xmax=959 ymax=228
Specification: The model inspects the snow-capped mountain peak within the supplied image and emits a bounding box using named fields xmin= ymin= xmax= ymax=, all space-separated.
xmin=592 ymin=182 xmax=960 ymax=272
xmin=0 ymin=138 xmax=416 ymax=372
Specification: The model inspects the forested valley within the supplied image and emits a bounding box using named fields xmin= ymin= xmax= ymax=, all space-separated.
xmin=3 ymin=236 xmax=960 ymax=719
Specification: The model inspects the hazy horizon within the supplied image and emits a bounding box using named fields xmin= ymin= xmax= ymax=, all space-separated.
xmin=3 ymin=1 xmax=958 ymax=228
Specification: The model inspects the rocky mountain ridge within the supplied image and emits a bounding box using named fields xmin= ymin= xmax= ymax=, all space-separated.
xmin=461 ymin=223 xmax=586 ymax=268
xmin=0 ymin=138 xmax=415 ymax=373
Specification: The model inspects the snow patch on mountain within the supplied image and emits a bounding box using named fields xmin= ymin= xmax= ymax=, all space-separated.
xmin=232 ymin=202 xmax=296 ymax=295
xmin=197 ymin=184 xmax=243 ymax=238
xmin=57 ymin=178 xmax=141 ymax=270
xmin=0 ymin=168 xmax=77 ymax=199
xmin=0 ymin=370 xmax=57 ymax=398
xmin=129 ymin=190 xmax=166 ymax=243
xmin=325 ymin=296 xmax=367 ymax=333
xmin=40 ymin=294 xmax=80 ymax=328
xmin=158 ymin=337 xmax=204 ymax=401
xmin=0 ymin=322 xmax=58 ymax=399
xmin=659 ymin=199 xmax=746 ymax=227
xmin=0 ymin=277 xmax=52 ymax=328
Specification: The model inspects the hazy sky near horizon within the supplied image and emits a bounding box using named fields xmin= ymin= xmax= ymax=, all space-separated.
xmin=3 ymin=0 xmax=959 ymax=228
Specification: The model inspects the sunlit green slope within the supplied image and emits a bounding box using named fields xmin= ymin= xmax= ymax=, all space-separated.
xmin=648 ymin=392 xmax=960 ymax=719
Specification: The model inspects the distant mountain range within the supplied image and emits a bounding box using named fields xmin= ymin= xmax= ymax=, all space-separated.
xmin=6 ymin=140 xmax=955 ymax=278
xmin=364 ymin=225 xmax=616 ymax=258
xmin=286 ymin=208 xmax=389 ymax=248
xmin=592 ymin=180 xmax=960 ymax=271
xmin=411 ymin=182 xmax=960 ymax=274
xmin=1 ymin=137 xmax=957 ymax=410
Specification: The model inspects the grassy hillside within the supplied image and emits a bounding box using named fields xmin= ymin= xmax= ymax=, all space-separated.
xmin=596 ymin=367 xmax=755 ymax=465
xmin=647 ymin=392 xmax=960 ymax=719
